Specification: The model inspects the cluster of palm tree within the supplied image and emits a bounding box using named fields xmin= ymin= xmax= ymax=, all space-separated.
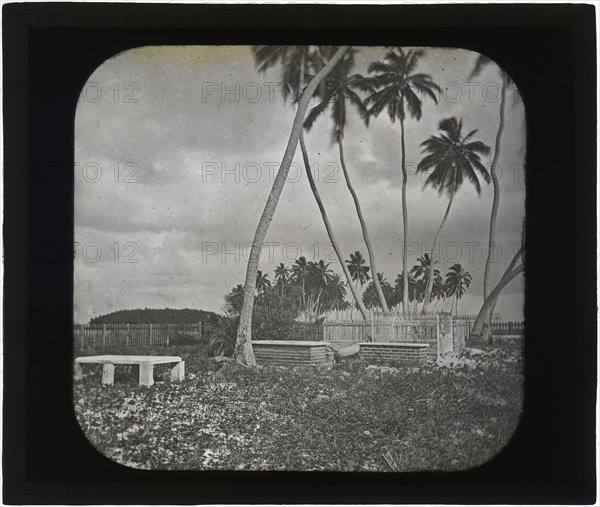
xmin=354 ymin=252 xmax=472 ymax=315
xmin=226 ymin=256 xmax=350 ymax=321
xmin=231 ymin=45 xmax=523 ymax=365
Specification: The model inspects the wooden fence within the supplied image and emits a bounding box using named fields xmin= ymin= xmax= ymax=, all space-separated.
xmin=73 ymin=322 xmax=215 ymax=350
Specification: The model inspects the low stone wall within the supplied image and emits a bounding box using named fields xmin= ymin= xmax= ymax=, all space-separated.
xmin=253 ymin=340 xmax=331 ymax=366
xmin=359 ymin=342 xmax=429 ymax=366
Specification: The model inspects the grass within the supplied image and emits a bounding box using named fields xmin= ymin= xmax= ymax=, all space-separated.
xmin=74 ymin=342 xmax=523 ymax=471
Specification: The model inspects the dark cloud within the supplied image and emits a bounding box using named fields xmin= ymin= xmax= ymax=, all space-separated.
xmin=75 ymin=46 xmax=525 ymax=322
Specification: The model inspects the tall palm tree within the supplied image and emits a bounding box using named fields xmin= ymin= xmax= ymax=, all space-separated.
xmin=252 ymin=44 xmax=369 ymax=320
xmin=304 ymin=47 xmax=389 ymax=313
xmin=417 ymin=117 xmax=491 ymax=313
xmin=346 ymin=251 xmax=371 ymax=288
xmin=255 ymin=270 xmax=271 ymax=294
xmin=469 ymin=55 xmax=512 ymax=302
xmin=235 ymin=46 xmax=350 ymax=367
xmin=366 ymin=48 xmax=441 ymax=315
xmin=444 ymin=263 xmax=472 ymax=314
xmin=274 ymin=262 xmax=290 ymax=296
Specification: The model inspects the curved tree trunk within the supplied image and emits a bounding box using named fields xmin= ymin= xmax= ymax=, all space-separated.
xmin=472 ymin=244 xmax=524 ymax=341
xmin=300 ymin=132 xmax=369 ymax=320
xmin=234 ymin=46 xmax=350 ymax=367
xmin=421 ymin=192 xmax=455 ymax=313
xmin=483 ymin=75 xmax=507 ymax=300
xmin=338 ymin=139 xmax=390 ymax=314
xmin=472 ymin=263 xmax=524 ymax=342
xmin=400 ymin=116 xmax=409 ymax=315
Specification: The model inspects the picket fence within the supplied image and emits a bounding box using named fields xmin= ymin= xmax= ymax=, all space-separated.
xmin=73 ymin=322 xmax=215 ymax=350
xmin=293 ymin=313 xmax=468 ymax=357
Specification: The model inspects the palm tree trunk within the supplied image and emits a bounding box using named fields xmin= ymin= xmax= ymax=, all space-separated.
xmin=400 ymin=115 xmax=409 ymax=315
xmin=421 ymin=192 xmax=455 ymax=314
xmin=472 ymin=244 xmax=524 ymax=341
xmin=338 ymin=139 xmax=390 ymax=313
xmin=473 ymin=262 xmax=524 ymax=342
xmin=234 ymin=46 xmax=350 ymax=367
xmin=300 ymin=133 xmax=369 ymax=320
xmin=483 ymin=75 xmax=507 ymax=300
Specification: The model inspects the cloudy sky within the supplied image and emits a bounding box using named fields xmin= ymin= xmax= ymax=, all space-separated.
xmin=74 ymin=45 xmax=526 ymax=323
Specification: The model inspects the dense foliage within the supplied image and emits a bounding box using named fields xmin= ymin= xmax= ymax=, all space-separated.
xmin=91 ymin=308 xmax=220 ymax=325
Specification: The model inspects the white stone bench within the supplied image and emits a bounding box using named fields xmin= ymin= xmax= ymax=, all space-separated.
xmin=74 ymin=355 xmax=184 ymax=387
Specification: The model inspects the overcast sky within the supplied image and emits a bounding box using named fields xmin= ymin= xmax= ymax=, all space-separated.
xmin=74 ymin=45 xmax=526 ymax=323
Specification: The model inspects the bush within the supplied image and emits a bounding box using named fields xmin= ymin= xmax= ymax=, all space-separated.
xmin=207 ymin=316 xmax=238 ymax=357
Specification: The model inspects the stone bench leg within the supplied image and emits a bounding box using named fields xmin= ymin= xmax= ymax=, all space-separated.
xmin=170 ymin=361 xmax=185 ymax=382
xmin=74 ymin=362 xmax=83 ymax=381
xmin=139 ymin=363 xmax=154 ymax=387
xmin=102 ymin=364 xmax=115 ymax=385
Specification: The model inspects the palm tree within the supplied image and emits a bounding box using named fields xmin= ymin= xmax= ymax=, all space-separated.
xmin=308 ymin=259 xmax=335 ymax=289
xmin=304 ymin=47 xmax=390 ymax=313
xmin=417 ymin=117 xmax=491 ymax=313
xmin=469 ymin=55 xmax=511 ymax=303
xmin=235 ymin=46 xmax=350 ymax=367
xmin=430 ymin=271 xmax=446 ymax=310
xmin=321 ymin=273 xmax=349 ymax=312
xmin=362 ymin=273 xmax=394 ymax=310
xmin=444 ymin=263 xmax=472 ymax=314
xmin=366 ymin=48 xmax=441 ymax=315
xmin=394 ymin=270 xmax=418 ymax=309
xmin=274 ymin=262 xmax=290 ymax=296
xmin=346 ymin=251 xmax=371 ymax=288
xmin=255 ymin=270 xmax=271 ymax=294
xmin=252 ymin=44 xmax=369 ymax=320
xmin=225 ymin=284 xmax=245 ymax=316
xmin=291 ymin=256 xmax=310 ymax=306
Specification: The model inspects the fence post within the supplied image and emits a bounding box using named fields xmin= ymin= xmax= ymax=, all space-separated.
xmin=102 ymin=323 xmax=106 ymax=348
xmin=80 ymin=324 xmax=85 ymax=351
xmin=126 ymin=323 xmax=130 ymax=347
xmin=167 ymin=323 xmax=170 ymax=347
xmin=198 ymin=321 xmax=202 ymax=342
xmin=149 ymin=323 xmax=153 ymax=345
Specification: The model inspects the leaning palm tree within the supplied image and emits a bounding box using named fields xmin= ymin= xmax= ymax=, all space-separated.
xmin=444 ymin=263 xmax=472 ymax=314
xmin=346 ymin=251 xmax=371 ymax=288
xmin=252 ymin=44 xmax=369 ymax=320
xmin=235 ymin=46 xmax=350 ymax=366
xmin=366 ymin=48 xmax=441 ymax=315
xmin=469 ymin=55 xmax=518 ymax=307
xmin=417 ymin=117 xmax=491 ymax=313
xmin=304 ymin=47 xmax=390 ymax=313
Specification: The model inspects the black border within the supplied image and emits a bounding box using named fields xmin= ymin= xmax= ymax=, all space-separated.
xmin=3 ymin=3 xmax=597 ymax=504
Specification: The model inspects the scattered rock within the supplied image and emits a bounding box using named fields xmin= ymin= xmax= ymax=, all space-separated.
xmin=315 ymin=394 xmax=330 ymax=402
